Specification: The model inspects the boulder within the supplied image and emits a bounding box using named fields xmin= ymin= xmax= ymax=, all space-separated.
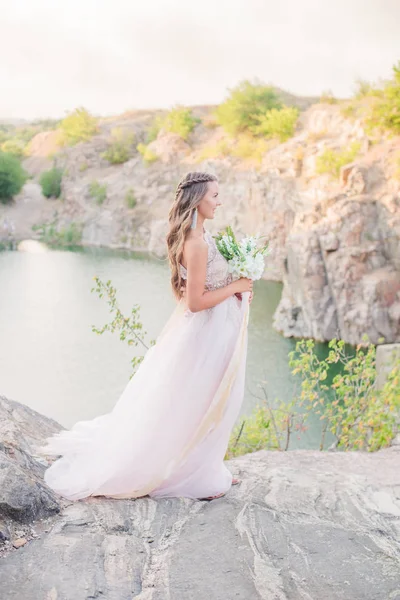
xmin=0 ymin=396 xmax=62 ymax=524
xmin=0 ymin=396 xmax=399 ymax=599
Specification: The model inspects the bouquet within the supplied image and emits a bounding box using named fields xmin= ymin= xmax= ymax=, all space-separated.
xmin=214 ymin=225 xmax=270 ymax=281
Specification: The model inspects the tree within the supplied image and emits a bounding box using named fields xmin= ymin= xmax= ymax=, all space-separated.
xmin=58 ymin=107 xmax=99 ymax=146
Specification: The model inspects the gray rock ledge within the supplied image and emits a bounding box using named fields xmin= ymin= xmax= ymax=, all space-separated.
xmin=1 ymin=396 xmax=400 ymax=600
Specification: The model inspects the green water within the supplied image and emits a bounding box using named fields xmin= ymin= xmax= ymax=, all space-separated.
xmin=0 ymin=245 xmax=334 ymax=449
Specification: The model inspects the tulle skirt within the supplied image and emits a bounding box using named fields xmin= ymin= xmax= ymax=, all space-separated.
xmin=36 ymin=292 xmax=249 ymax=501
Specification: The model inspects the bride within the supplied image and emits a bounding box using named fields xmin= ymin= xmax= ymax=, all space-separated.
xmin=37 ymin=171 xmax=253 ymax=501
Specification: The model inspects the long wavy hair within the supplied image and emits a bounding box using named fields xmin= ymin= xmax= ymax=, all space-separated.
xmin=167 ymin=171 xmax=218 ymax=301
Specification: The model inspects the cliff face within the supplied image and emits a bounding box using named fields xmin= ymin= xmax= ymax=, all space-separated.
xmin=1 ymin=102 xmax=400 ymax=344
xmin=1 ymin=395 xmax=400 ymax=599
xmin=273 ymin=193 xmax=400 ymax=344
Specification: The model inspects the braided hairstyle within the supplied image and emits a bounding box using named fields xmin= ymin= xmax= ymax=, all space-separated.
xmin=166 ymin=171 xmax=218 ymax=301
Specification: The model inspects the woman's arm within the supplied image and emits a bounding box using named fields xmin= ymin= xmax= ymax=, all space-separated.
xmin=183 ymin=238 xmax=241 ymax=313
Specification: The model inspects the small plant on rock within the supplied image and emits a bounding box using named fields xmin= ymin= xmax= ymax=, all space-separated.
xmin=103 ymin=128 xmax=135 ymax=164
xmin=39 ymin=166 xmax=63 ymax=198
xmin=316 ymin=141 xmax=361 ymax=178
xmin=137 ymin=143 xmax=158 ymax=165
xmin=125 ymin=188 xmax=137 ymax=209
xmin=89 ymin=180 xmax=107 ymax=205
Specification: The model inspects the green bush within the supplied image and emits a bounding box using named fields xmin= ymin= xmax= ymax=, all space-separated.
xmin=227 ymin=337 xmax=400 ymax=456
xmin=365 ymin=61 xmax=400 ymax=134
xmin=161 ymin=106 xmax=200 ymax=140
xmin=125 ymin=188 xmax=137 ymax=208
xmin=316 ymin=141 xmax=361 ymax=178
xmin=58 ymin=107 xmax=99 ymax=146
xmin=289 ymin=338 xmax=400 ymax=451
xmin=89 ymin=180 xmax=107 ymax=205
xmin=0 ymin=151 xmax=27 ymax=203
xmin=146 ymin=106 xmax=200 ymax=142
xmin=137 ymin=143 xmax=158 ymax=164
xmin=254 ymin=106 xmax=299 ymax=141
xmin=39 ymin=167 xmax=63 ymax=198
xmin=1 ymin=139 xmax=26 ymax=157
xmin=103 ymin=128 xmax=135 ymax=164
xmin=215 ymin=80 xmax=282 ymax=135
xmin=226 ymin=398 xmax=303 ymax=457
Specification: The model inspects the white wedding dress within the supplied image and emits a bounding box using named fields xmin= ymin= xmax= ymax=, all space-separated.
xmin=37 ymin=228 xmax=250 ymax=500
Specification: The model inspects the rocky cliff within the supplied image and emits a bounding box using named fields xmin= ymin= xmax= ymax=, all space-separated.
xmin=1 ymin=102 xmax=399 ymax=344
xmin=1 ymin=394 xmax=400 ymax=599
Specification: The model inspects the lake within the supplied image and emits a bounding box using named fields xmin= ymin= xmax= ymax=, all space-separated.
xmin=0 ymin=245 xmax=329 ymax=449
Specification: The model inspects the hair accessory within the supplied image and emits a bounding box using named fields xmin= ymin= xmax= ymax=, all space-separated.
xmin=190 ymin=207 xmax=198 ymax=229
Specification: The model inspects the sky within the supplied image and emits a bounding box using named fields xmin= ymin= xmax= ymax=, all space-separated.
xmin=1 ymin=0 xmax=399 ymax=120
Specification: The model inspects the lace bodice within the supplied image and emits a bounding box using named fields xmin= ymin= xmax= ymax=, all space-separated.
xmin=180 ymin=229 xmax=233 ymax=291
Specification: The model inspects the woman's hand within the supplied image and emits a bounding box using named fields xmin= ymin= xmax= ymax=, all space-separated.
xmin=235 ymin=291 xmax=254 ymax=304
xmin=232 ymin=277 xmax=253 ymax=294
xmin=182 ymin=283 xmax=253 ymax=304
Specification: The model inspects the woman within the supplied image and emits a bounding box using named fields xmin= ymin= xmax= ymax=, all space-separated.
xmin=37 ymin=171 xmax=253 ymax=501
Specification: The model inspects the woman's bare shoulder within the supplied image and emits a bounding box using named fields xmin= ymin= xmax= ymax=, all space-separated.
xmin=182 ymin=234 xmax=208 ymax=268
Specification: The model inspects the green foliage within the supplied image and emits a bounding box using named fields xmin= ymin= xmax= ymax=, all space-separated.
xmin=161 ymin=106 xmax=200 ymax=140
xmin=365 ymin=61 xmax=400 ymax=134
xmin=58 ymin=107 xmax=99 ymax=146
xmin=198 ymin=134 xmax=270 ymax=165
xmin=32 ymin=220 xmax=82 ymax=247
xmin=102 ymin=128 xmax=135 ymax=164
xmin=215 ymin=80 xmax=282 ymax=135
xmin=288 ymin=338 xmax=400 ymax=451
xmin=91 ymin=277 xmax=156 ymax=377
xmin=137 ymin=143 xmax=158 ymax=164
xmin=316 ymin=141 xmax=361 ymax=178
xmin=227 ymin=337 xmax=400 ymax=456
xmin=0 ymin=123 xmax=52 ymax=156
xmin=125 ymin=188 xmax=137 ymax=209
xmin=1 ymin=138 xmax=26 ymax=157
xmin=89 ymin=180 xmax=107 ymax=205
xmin=146 ymin=106 xmax=200 ymax=141
xmin=0 ymin=151 xmax=27 ymax=203
xmin=254 ymin=106 xmax=299 ymax=142
xmin=226 ymin=396 xmax=306 ymax=458
xmin=39 ymin=166 xmax=63 ymax=198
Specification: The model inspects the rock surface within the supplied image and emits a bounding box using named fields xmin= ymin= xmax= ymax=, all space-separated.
xmin=273 ymin=193 xmax=400 ymax=344
xmin=1 ymin=102 xmax=400 ymax=343
xmin=1 ymin=396 xmax=400 ymax=599
xmin=0 ymin=395 xmax=62 ymax=525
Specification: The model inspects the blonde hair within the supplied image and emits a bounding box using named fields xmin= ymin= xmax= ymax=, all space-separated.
xmin=166 ymin=171 xmax=218 ymax=300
